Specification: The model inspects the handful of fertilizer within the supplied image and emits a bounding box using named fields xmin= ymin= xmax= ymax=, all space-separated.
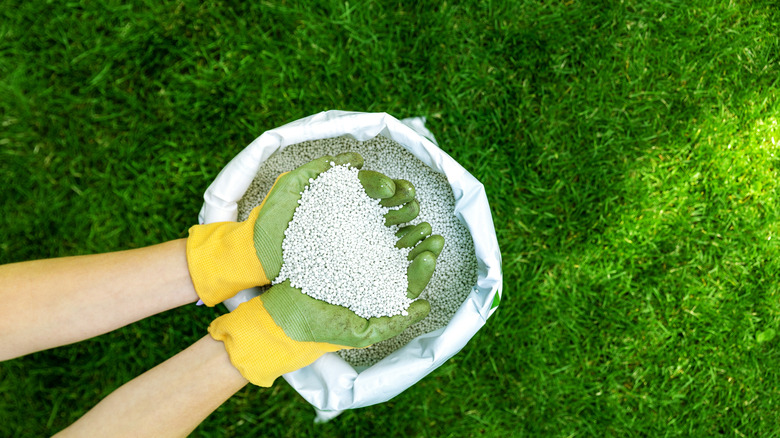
xmin=273 ymin=163 xmax=438 ymax=319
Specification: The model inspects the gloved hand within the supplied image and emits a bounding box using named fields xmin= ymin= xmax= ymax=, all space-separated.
xmin=185 ymin=152 xmax=420 ymax=306
xmin=208 ymin=230 xmax=443 ymax=387
xmin=197 ymin=153 xmax=444 ymax=386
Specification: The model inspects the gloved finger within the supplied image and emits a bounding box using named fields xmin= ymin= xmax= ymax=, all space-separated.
xmin=265 ymin=155 xmax=334 ymax=207
xmin=385 ymin=199 xmax=420 ymax=225
xmin=407 ymin=234 xmax=444 ymax=261
xmin=289 ymin=153 xmax=364 ymax=182
xmin=407 ymin=250 xmax=436 ymax=298
xmin=291 ymin=155 xmax=336 ymax=177
xmin=360 ymin=299 xmax=431 ymax=347
xmin=405 ymin=298 xmax=431 ymax=324
xmin=396 ymin=225 xmax=415 ymax=237
xmin=396 ymin=222 xmax=432 ymax=248
xmin=358 ymin=170 xmax=396 ymax=199
xmin=380 ymin=179 xmax=415 ymax=207
xmin=333 ymin=152 xmax=363 ymax=169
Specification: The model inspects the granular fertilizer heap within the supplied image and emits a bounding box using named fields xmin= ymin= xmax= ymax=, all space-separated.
xmin=274 ymin=163 xmax=413 ymax=319
xmin=238 ymin=135 xmax=478 ymax=368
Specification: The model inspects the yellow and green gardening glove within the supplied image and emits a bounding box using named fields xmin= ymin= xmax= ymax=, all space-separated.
xmin=191 ymin=152 xmax=444 ymax=386
xmin=185 ymin=152 xmax=420 ymax=306
xmin=208 ymin=230 xmax=443 ymax=387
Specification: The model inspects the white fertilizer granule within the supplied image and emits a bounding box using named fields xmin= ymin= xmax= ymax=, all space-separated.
xmin=238 ymin=135 xmax=478 ymax=368
xmin=274 ymin=164 xmax=413 ymax=319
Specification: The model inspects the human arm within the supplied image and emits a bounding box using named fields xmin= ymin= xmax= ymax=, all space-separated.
xmin=7 ymin=153 xmax=436 ymax=436
xmin=51 ymin=164 xmax=435 ymax=434
xmin=52 ymin=335 xmax=248 ymax=438
xmin=0 ymin=239 xmax=199 ymax=361
xmin=0 ymin=153 xmax=418 ymax=362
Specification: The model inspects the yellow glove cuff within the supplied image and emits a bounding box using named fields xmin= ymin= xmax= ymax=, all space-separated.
xmin=186 ymin=207 xmax=270 ymax=306
xmin=208 ymin=298 xmax=349 ymax=387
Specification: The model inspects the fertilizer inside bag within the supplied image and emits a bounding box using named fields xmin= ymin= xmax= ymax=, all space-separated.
xmin=198 ymin=111 xmax=502 ymax=419
xmin=237 ymin=135 xmax=478 ymax=369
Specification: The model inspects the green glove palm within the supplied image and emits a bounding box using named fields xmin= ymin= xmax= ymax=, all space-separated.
xmin=260 ymin=237 xmax=439 ymax=348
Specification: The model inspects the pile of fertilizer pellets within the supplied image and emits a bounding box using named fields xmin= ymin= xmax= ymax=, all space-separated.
xmin=237 ymin=135 xmax=478 ymax=368
xmin=273 ymin=163 xmax=413 ymax=319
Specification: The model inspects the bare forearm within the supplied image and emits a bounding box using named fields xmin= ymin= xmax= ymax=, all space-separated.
xmin=0 ymin=239 xmax=199 ymax=360
xmin=54 ymin=335 xmax=248 ymax=438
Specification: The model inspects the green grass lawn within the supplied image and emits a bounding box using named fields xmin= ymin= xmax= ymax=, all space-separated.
xmin=2 ymin=0 xmax=780 ymax=436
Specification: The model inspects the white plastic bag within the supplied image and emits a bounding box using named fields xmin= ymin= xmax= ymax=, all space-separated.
xmin=198 ymin=110 xmax=502 ymax=421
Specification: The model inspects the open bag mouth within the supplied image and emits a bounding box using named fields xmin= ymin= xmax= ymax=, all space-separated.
xmin=198 ymin=110 xmax=502 ymax=414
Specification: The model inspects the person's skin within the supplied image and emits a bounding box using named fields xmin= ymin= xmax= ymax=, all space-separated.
xmin=53 ymin=335 xmax=248 ymax=438
xmin=0 ymin=239 xmax=197 ymax=360
xmin=0 ymin=238 xmax=249 ymax=437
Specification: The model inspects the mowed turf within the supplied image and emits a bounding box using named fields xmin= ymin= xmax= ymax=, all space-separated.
xmin=2 ymin=0 xmax=780 ymax=436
